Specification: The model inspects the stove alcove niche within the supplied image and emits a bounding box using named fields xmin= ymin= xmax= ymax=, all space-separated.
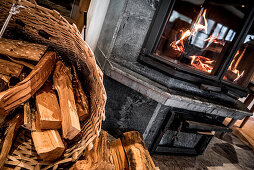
xmin=94 ymin=0 xmax=253 ymax=154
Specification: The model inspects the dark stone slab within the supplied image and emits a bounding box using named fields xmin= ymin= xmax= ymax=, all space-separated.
xmin=102 ymin=75 xmax=158 ymax=137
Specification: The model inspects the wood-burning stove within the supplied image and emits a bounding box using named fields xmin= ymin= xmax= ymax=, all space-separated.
xmin=94 ymin=0 xmax=253 ymax=156
xmin=140 ymin=0 xmax=254 ymax=98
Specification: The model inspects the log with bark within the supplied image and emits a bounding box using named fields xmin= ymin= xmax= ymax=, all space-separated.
xmin=72 ymin=66 xmax=89 ymax=121
xmin=53 ymin=61 xmax=81 ymax=140
xmin=70 ymin=131 xmax=114 ymax=170
xmin=0 ymin=113 xmax=23 ymax=169
xmin=71 ymin=131 xmax=157 ymax=170
xmin=0 ymin=38 xmax=48 ymax=61
xmin=0 ymin=51 xmax=57 ymax=115
xmin=121 ymin=131 xmax=156 ymax=170
xmin=0 ymin=59 xmax=23 ymax=77
xmin=110 ymin=138 xmax=129 ymax=170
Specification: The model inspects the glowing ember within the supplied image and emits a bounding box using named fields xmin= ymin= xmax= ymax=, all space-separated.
xmin=190 ymin=55 xmax=215 ymax=73
xmin=170 ymin=30 xmax=191 ymax=52
xmin=204 ymin=34 xmax=226 ymax=46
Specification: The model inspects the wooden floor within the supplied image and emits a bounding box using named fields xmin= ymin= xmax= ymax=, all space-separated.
xmin=224 ymin=117 xmax=254 ymax=151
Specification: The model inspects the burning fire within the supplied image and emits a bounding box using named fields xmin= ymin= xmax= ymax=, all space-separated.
xmin=190 ymin=55 xmax=215 ymax=73
xmin=170 ymin=9 xmax=208 ymax=53
xmin=226 ymin=47 xmax=247 ymax=82
xmin=169 ymin=9 xmax=217 ymax=73
xmin=192 ymin=9 xmax=208 ymax=34
xmin=170 ymin=30 xmax=191 ymax=52
xmin=204 ymin=34 xmax=226 ymax=46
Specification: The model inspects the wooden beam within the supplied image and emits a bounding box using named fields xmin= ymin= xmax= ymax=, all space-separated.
xmin=72 ymin=66 xmax=89 ymax=121
xmin=31 ymin=111 xmax=65 ymax=162
xmin=36 ymin=82 xmax=61 ymax=129
xmin=0 ymin=51 xmax=57 ymax=115
xmin=53 ymin=61 xmax=81 ymax=140
xmin=0 ymin=38 xmax=47 ymax=61
xmin=0 ymin=59 xmax=23 ymax=77
xmin=0 ymin=113 xmax=23 ymax=169
xmin=121 ymin=131 xmax=156 ymax=170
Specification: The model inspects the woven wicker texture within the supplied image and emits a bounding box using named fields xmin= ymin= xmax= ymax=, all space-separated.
xmin=0 ymin=0 xmax=106 ymax=169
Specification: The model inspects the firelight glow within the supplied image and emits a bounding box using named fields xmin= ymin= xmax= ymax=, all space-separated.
xmin=169 ymin=9 xmax=224 ymax=74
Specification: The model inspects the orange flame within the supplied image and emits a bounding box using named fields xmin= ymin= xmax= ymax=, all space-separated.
xmin=204 ymin=34 xmax=226 ymax=46
xmin=169 ymin=9 xmax=223 ymax=74
xmin=226 ymin=47 xmax=247 ymax=82
xmin=190 ymin=55 xmax=215 ymax=73
xmin=170 ymin=30 xmax=191 ymax=52
xmin=193 ymin=9 xmax=208 ymax=34
xmin=170 ymin=9 xmax=208 ymax=53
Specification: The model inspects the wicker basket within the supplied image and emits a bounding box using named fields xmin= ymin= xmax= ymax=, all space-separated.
xmin=0 ymin=0 xmax=106 ymax=169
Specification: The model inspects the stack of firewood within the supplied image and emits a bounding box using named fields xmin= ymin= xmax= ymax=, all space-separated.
xmin=0 ymin=38 xmax=90 ymax=165
xmin=71 ymin=131 xmax=158 ymax=170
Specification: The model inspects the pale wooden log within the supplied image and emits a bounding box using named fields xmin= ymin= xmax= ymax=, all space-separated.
xmin=121 ymin=131 xmax=156 ymax=170
xmin=53 ymin=61 xmax=81 ymax=140
xmin=0 ymin=51 xmax=57 ymax=115
xmin=0 ymin=38 xmax=47 ymax=61
xmin=36 ymin=82 xmax=61 ymax=129
xmin=0 ymin=59 xmax=23 ymax=77
xmin=0 ymin=114 xmax=23 ymax=169
xmin=31 ymin=111 xmax=65 ymax=162
xmin=110 ymin=138 xmax=129 ymax=170
xmin=72 ymin=66 xmax=89 ymax=121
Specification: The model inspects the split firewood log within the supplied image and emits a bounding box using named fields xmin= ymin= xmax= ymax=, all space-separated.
xmin=36 ymin=82 xmax=61 ymax=129
xmin=0 ymin=59 xmax=23 ymax=77
xmin=0 ymin=38 xmax=48 ymax=61
xmin=72 ymin=65 xmax=89 ymax=122
xmin=0 ymin=113 xmax=23 ymax=169
xmin=0 ymin=51 xmax=57 ymax=115
xmin=110 ymin=138 xmax=129 ymax=170
xmin=0 ymin=74 xmax=11 ymax=84
xmin=70 ymin=131 xmax=114 ymax=170
xmin=31 ymin=111 xmax=65 ymax=162
xmin=53 ymin=61 xmax=81 ymax=140
xmin=121 ymin=131 xmax=156 ymax=170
